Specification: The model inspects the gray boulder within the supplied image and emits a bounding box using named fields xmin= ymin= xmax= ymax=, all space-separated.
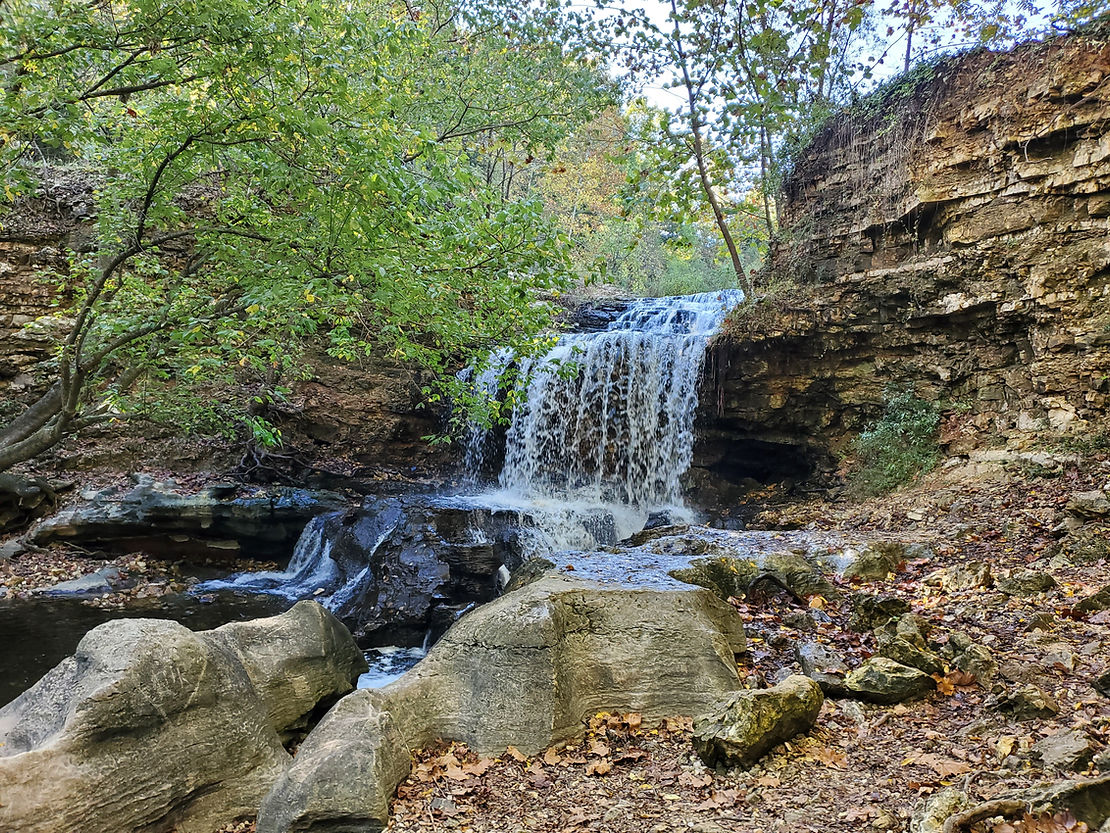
xmin=875 ymin=614 xmax=944 ymax=676
xmin=257 ymin=573 xmax=746 ymax=833
xmin=691 ymin=676 xmax=824 ymax=768
xmin=848 ymin=593 xmax=910 ymax=632
xmin=988 ymin=683 xmax=1060 ymax=720
xmin=845 ymin=657 xmax=936 ymax=704
xmin=0 ymin=619 xmax=290 ymax=833
xmin=206 ymin=600 xmax=368 ymax=742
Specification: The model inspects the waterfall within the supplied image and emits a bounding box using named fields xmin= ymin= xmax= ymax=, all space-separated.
xmin=461 ymin=289 xmax=742 ymax=544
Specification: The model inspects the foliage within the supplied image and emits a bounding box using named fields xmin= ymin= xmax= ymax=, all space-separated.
xmin=0 ymin=0 xmax=612 ymax=469
xmin=848 ymin=388 xmax=941 ymax=495
xmin=535 ymin=109 xmax=754 ymax=296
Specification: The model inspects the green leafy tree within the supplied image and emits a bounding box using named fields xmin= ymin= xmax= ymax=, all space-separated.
xmin=0 ymin=0 xmax=611 ymax=471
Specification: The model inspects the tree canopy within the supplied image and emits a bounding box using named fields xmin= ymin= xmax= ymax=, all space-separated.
xmin=0 ymin=0 xmax=612 ymax=470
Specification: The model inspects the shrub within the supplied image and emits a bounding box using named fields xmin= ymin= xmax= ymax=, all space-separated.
xmin=849 ymin=389 xmax=941 ymax=496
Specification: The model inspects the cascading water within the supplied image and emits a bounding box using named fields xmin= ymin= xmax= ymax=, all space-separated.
xmin=195 ymin=289 xmax=741 ymax=677
xmin=458 ymin=289 xmax=743 ymax=548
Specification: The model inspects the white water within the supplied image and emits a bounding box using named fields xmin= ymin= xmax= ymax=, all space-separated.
xmin=461 ymin=289 xmax=743 ymax=549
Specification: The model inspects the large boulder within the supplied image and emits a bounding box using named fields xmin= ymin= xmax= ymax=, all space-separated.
xmin=0 ymin=619 xmax=290 ymax=833
xmin=206 ymin=600 xmax=368 ymax=742
xmin=257 ymin=573 xmax=746 ymax=833
xmin=691 ymin=675 xmax=824 ymax=768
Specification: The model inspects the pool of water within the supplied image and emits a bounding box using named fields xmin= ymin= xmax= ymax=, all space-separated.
xmin=0 ymin=591 xmax=291 ymax=707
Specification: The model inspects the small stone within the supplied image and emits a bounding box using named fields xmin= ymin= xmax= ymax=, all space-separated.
xmin=953 ymin=643 xmax=998 ymax=685
xmin=1094 ymin=671 xmax=1110 ymax=698
xmin=0 ymin=539 xmax=26 ymax=560
xmin=1066 ymin=491 xmax=1110 ymax=521
xmin=878 ymin=636 xmax=945 ymax=676
xmin=1024 ymin=612 xmax=1057 ymax=632
xmin=910 ymin=788 xmax=972 ymax=833
xmin=1034 ymin=729 xmax=1095 ymax=772
xmin=692 ymin=676 xmax=823 ymax=768
xmin=782 ymin=611 xmax=817 ymax=632
xmin=843 ymin=542 xmax=904 ymax=581
xmin=997 ymin=569 xmax=1058 ymax=597
xmin=1075 ymin=584 xmax=1110 ymax=615
xmin=924 ymin=562 xmax=992 ymax=592
xmin=795 ymin=641 xmax=850 ymax=695
xmin=845 ymin=657 xmax=936 ymax=704
xmin=988 ymin=683 xmax=1059 ymax=720
xmin=848 ymin=593 xmax=910 ymax=632
xmin=1042 ymin=643 xmax=1077 ymax=673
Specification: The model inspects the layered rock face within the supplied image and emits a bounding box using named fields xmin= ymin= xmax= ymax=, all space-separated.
xmin=698 ymin=28 xmax=1110 ymax=474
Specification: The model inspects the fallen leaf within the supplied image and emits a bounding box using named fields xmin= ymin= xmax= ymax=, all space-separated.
xmin=586 ymin=760 xmax=612 ymax=776
xmin=755 ymin=775 xmax=781 ymax=787
xmin=505 ymin=745 xmax=527 ymax=762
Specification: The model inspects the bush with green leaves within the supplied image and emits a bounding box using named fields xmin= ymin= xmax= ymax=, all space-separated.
xmin=849 ymin=389 xmax=941 ymax=495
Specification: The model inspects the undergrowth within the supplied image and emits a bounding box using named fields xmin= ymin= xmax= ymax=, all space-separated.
xmin=848 ymin=388 xmax=941 ymax=496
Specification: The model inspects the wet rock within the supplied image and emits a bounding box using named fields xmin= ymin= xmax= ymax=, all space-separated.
xmin=795 ymin=641 xmax=850 ymax=695
xmin=924 ymin=562 xmax=992 ymax=592
xmin=0 ymin=618 xmax=290 ymax=833
xmin=691 ymin=676 xmax=823 ymax=768
xmin=761 ymin=550 xmax=837 ymax=598
xmin=217 ymin=495 xmax=565 ymax=644
xmin=997 ymin=569 xmax=1058 ymax=597
xmin=37 ymin=565 xmax=121 ymax=596
xmin=206 ymin=601 xmax=368 ymax=743
xmin=503 ymin=557 xmax=557 ymax=594
xmin=843 ymin=542 xmax=903 ymax=581
xmin=947 ymin=776 xmax=1110 ymax=833
xmin=845 ymin=657 xmax=936 ymax=704
xmin=1076 ymin=584 xmax=1110 ymax=615
xmin=258 ymin=573 xmax=746 ymax=833
xmin=1035 ymin=729 xmax=1096 ymax=772
xmin=30 ymin=475 xmax=348 ymax=560
xmin=669 ymin=555 xmax=760 ymax=601
xmin=848 ymin=593 xmax=910 ymax=632
xmin=988 ymin=683 xmax=1060 ymax=720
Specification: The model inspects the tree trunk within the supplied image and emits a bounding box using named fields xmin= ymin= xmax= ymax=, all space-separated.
xmin=0 ymin=382 xmax=62 ymax=447
xmin=670 ymin=0 xmax=751 ymax=296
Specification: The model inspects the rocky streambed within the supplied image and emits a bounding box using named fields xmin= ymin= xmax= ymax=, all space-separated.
xmin=2 ymin=450 xmax=1110 ymax=833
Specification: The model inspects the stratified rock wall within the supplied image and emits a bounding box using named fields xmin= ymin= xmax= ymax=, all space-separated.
xmin=699 ymin=26 xmax=1110 ymax=474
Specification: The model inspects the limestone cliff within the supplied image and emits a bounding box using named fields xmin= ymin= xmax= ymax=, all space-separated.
xmin=695 ymin=24 xmax=1110 ymax=482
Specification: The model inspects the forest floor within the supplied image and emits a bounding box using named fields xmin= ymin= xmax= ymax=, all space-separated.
xmin=381 ymin=449 xmax=1110 ymax=833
